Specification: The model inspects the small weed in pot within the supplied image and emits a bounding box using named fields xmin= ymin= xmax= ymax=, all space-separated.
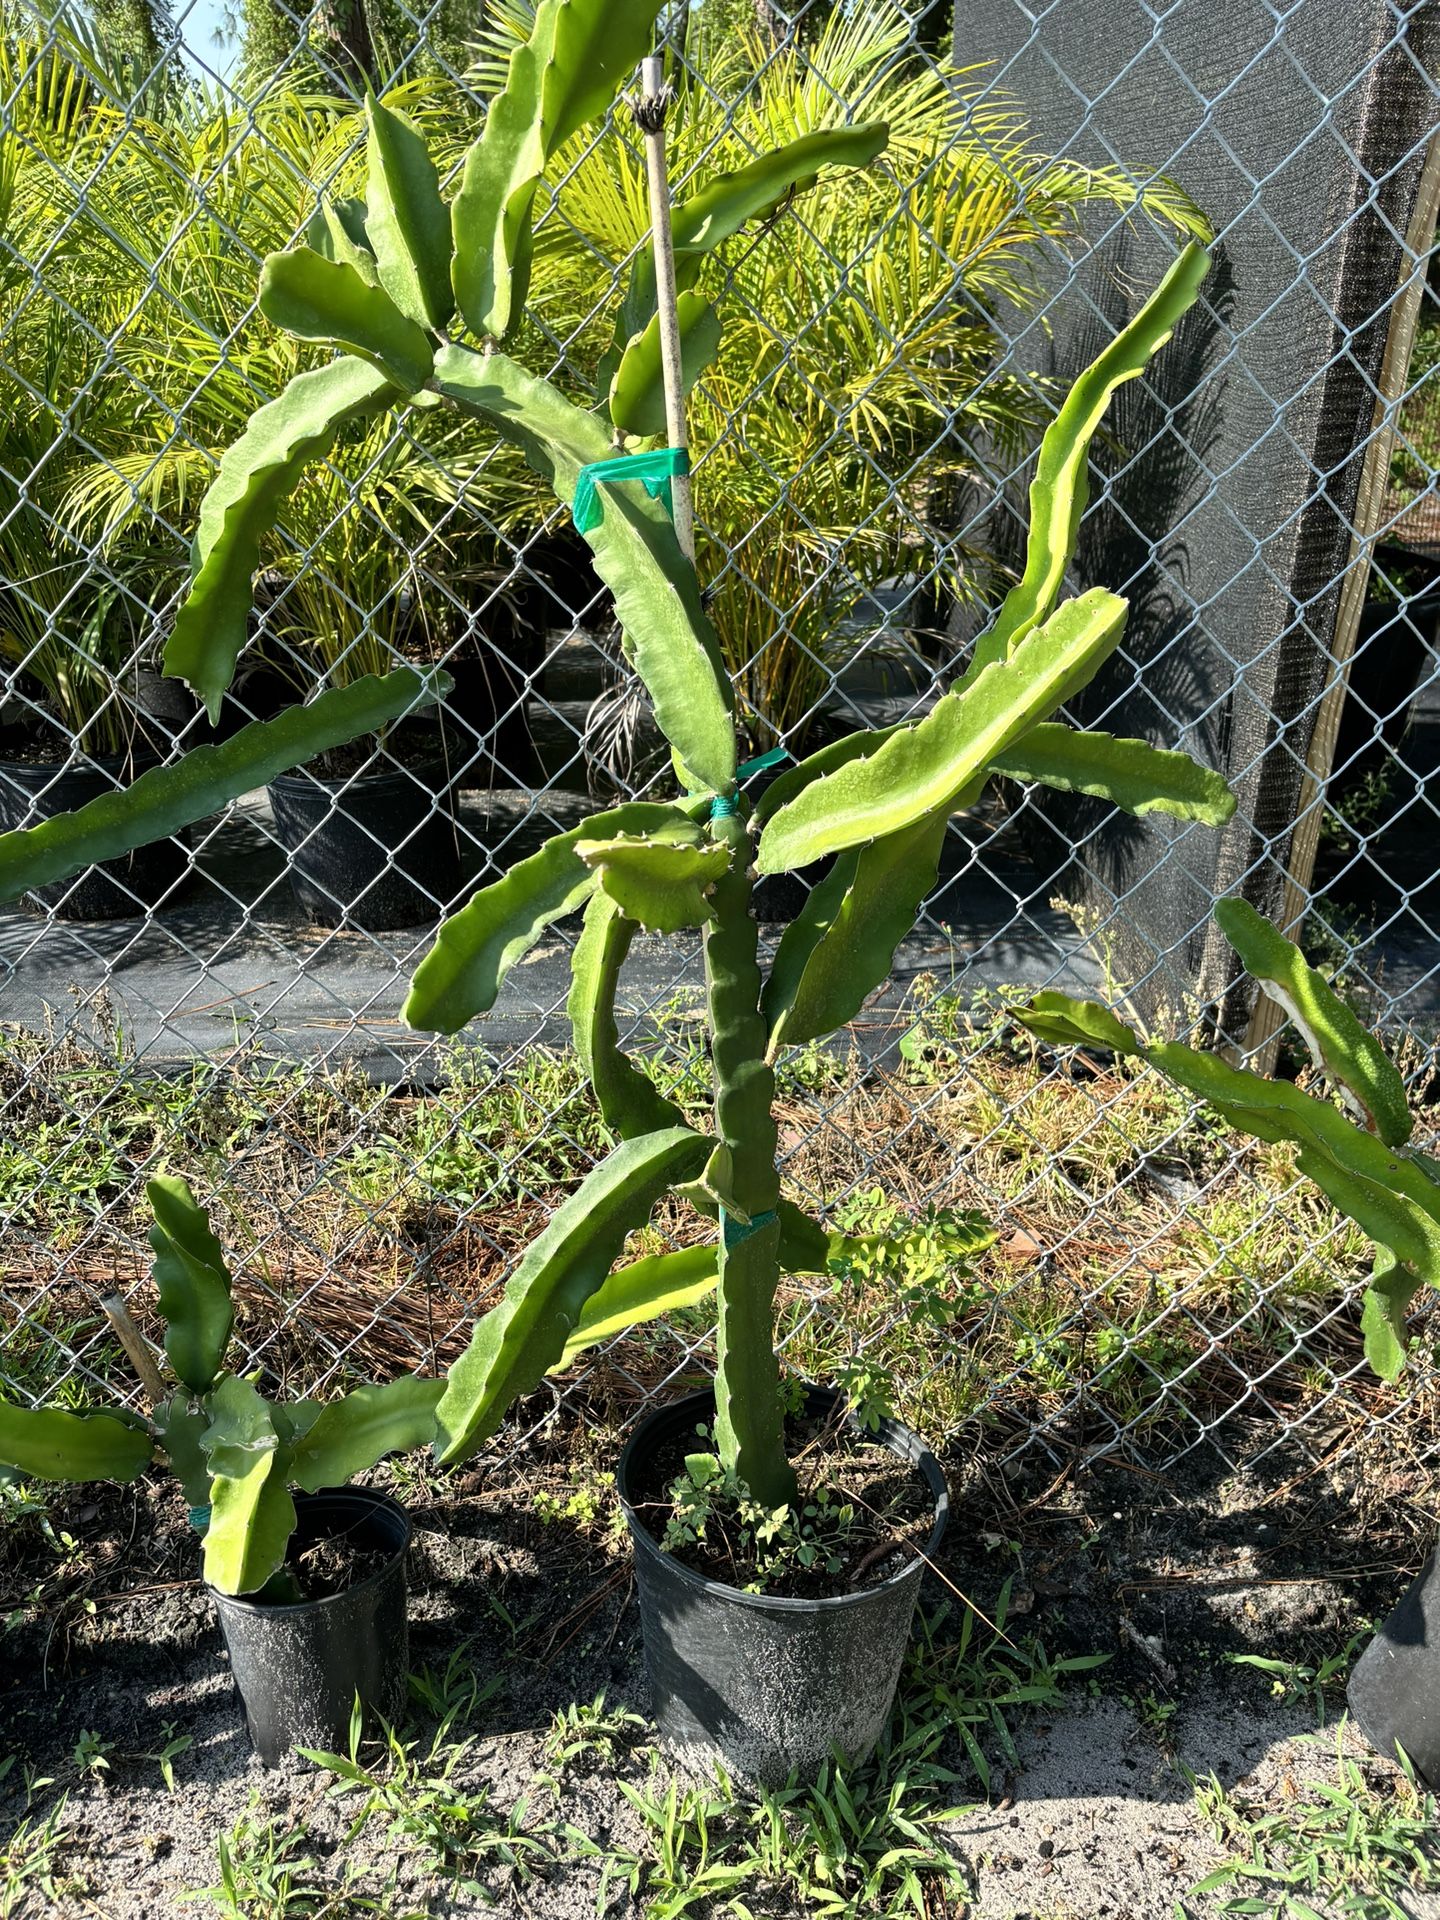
xmin=0 ymin=1175 xmax=442 ymax=1763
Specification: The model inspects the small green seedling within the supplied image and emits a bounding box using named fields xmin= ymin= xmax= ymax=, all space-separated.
xmin=0 ymin=1179 xmax=441 ymax=1596
xmin=1227 ymin=1630 xmax=1371 ymax=1726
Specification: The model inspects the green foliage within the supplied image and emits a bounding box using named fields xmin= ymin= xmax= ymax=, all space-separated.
xmin=972 ymin=244 xmax=1211 ymax=673
xmin=551 ymin=1244 xmax=718 ymax=1366
xmin=164 ymin=359 xmax=400 ymax=720
xmin=289 ymin=1378 xmax=445 ymax=1493
xmin=403 ymin=800 xmax=692 ymax=1033
xmin=433 ymin=1126 xmax=710 ymax=1465
xmin=992 ymin=724 xmax=1236 ymax=825
xmin=576 ymin=826 xmax=729 ymax=932
xmin=592 ymin=1655 xmax=978 ymax=1920
xmin=1225 ymin=1629 xmax=1370 ymax=1728
xmin=567 ymin=891 xmax=687 ymax=1138
xmin=520 ymin=0 xmax=1209 ymax=741
xmin=0 ymin=1403 xmax=152 ymax=1483
xmin=1011 ymin=988 xmax=1142 ymax=1057
xmin=199 ymin=1375 xmax=300 ymax=1596
xmin=1016 ymin=906 xmax=1440 ymax=1380
xmin=607 ymin=290 xmax=724 ymax=437
xmin=1215 ymin=897 xmax=1411 ymax=1147
xmin=0 ymin=1793 xmax=75 ymax=1919
xmin=450 ymin=0 xmax=665 ymax=341
xmin=257 ymin=249 xmax=433 ymax=390
xmin=539 ymin=1692 xmax=646 ymax=1779
xmin=202 ymin=1794 xmax=384 ymax=1920
xmin=3 ymin=36 xmax=1229 ymax=1555
xmin=0 ymin=1183 xmax=441 ymax=1595
xmin=0 ymin=671 xmax=444 ymax=908
xmin=758 ymin=586 xmax=1131 ymax=872
xmin=761 ymin=810 xmax=948 ymax=1054
xmin=146 ymin=1173 xmax=235 ymax=1394
xmin=429 ymin=343 xmax=736 ymax=791
xmin=363 ymin=90 xmax=453 ymax=330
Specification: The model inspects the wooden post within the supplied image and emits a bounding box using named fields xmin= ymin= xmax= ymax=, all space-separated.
xmin=634 ymin=52 xmax=697 ymax=565
xmin=1243 ymin=128 xmax=1440 ymax=1065
xmin=100 ymin=1293 xmax=168 ymax=1408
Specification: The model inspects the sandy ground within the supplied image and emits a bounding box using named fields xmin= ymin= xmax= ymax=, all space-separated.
xmin=3 ymin=1429 xmax=1436 ymax=1918
xmin=12 ymin=1634 xmax=1428 ymax=1919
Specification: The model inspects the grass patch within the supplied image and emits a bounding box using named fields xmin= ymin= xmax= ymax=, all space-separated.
xmin=0 ymin=979 xmax=1424 ymax=1467
xmin=1186 ymin=1732 xmax=1440 ymax=1919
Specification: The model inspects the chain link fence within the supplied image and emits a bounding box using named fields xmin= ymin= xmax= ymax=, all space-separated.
xmin=0 ymin=0 xmax=1437 ymax=1491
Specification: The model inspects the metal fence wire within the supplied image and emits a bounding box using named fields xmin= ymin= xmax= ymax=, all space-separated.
xmin=0 ymin=0 xmax=1437 ymax=1491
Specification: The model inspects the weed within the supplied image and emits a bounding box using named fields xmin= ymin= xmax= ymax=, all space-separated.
xmin=1186 ymin=1731 xmax=1440 ymax=1919
xmin=197 ymin=1797 xmax=390 ymax=1918
xmin=910 ymin=1590 xmax=1110 ymax=1793
xmin=143 ymin=1724 xmax=194 ymax=1793
xmin=661 ymin=1444 xmax=859 ymax=1591
xmin=70 ymin=1728 xmax=112 ymax=1783
xmin=597 ymin=1772 xmax=755 ymax=1917
xmin=1227 ymin=1632 xmax=1371 ymax=1727
xmin=406 ymin=1648 xmax=500 ymax=1728
xmin=304 ymin=1699 xmax=554 ymax=1899
xmin=595 ymin=1696 xmax=973 ymax=1919
xmin=1128 ymin=1688 xmax=1180 ymax=1747
xmin=539 ymin=1692 xmax=646 ymax=1780
xmin=533 ymin=1465 xmax=628 ymax=1553
xmin=0 ymin=1796 xmax=76 ymax=1918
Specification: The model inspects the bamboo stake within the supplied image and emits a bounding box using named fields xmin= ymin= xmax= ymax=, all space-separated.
xmin=100 ymin=1293 xmax=168 ymax=1408
xmin=633 ymin=53 xmax=696 ymax=565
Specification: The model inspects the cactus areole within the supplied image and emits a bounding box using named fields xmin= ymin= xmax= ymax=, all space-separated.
xmin=0 ymin=3 xmax=1232 ymax=1539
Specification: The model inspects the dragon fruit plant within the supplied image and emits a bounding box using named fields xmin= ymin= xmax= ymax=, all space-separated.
xmin=1016 ymin=899 xmax=1439 ymax=1384
xmin=0 ymin=0 xmax=1233 ymax=1519
xmin=0 ymin=1179 xmax=440 ymax=1594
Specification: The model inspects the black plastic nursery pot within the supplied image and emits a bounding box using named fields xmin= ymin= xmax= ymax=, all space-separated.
xmin=0 ymin=750 xmax=189 ymax=918
xmin=209 ymin=1488 xmax=412 ymax=1769
xmin=1346 ymin=1549 xmax=1440 ymax=1788
xmin=617 ymin=1383 xmax=948 ymax=1791
xmin=268 ymin=756 xmax=461 ymax=929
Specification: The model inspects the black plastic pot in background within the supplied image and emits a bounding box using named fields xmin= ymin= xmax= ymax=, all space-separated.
xmin=1346 ymin=1549 xmax=1440 ymax=1788
xmin=617 ymin=1383 xmax=948 ymax=1792
xmin=443 ymin=618 xmax=541 ymax=790
xmin=210 ymin=1488 xmax=411 ymax=1769
xmin=0 ymin=751 xmax=189 ymax=918
xmin=268 ymin=755 xmax=461 ymax=929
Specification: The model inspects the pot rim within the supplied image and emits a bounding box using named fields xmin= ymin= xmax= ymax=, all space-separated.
xmin=617 ymin=1380 xmax=948 ymax=1616
xmin=267 ymin=754 xmax=456 ymax=796
xmin=0 ymin=746 xmax=166 ymax=778
xmin=207 ymin=1486 xmax=411 ymax=1618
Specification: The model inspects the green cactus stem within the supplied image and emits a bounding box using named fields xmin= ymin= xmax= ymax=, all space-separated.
xmin=704 ymin=800 xmax=795 ymax=1507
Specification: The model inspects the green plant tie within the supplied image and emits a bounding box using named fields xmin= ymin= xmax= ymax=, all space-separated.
xmin=722 ymin=1207 xmax=778 ymax=1248
xmin=706 ymin=747 xmax=790 ymax=820
xmin=187 ymin=1504 xmax=211 ymax=1534
xmin=736 ymin=746 xmax=790 ymax=781
xmin=572 ymin=448 xmax=690 ymax=535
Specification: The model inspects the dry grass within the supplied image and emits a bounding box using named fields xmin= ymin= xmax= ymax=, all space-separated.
xmin=0 ymin=993 xmax=1434 ymax=1488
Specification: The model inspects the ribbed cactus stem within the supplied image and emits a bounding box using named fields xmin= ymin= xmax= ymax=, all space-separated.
xmin=704 ymin=803 xmax=796 ymax=1507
